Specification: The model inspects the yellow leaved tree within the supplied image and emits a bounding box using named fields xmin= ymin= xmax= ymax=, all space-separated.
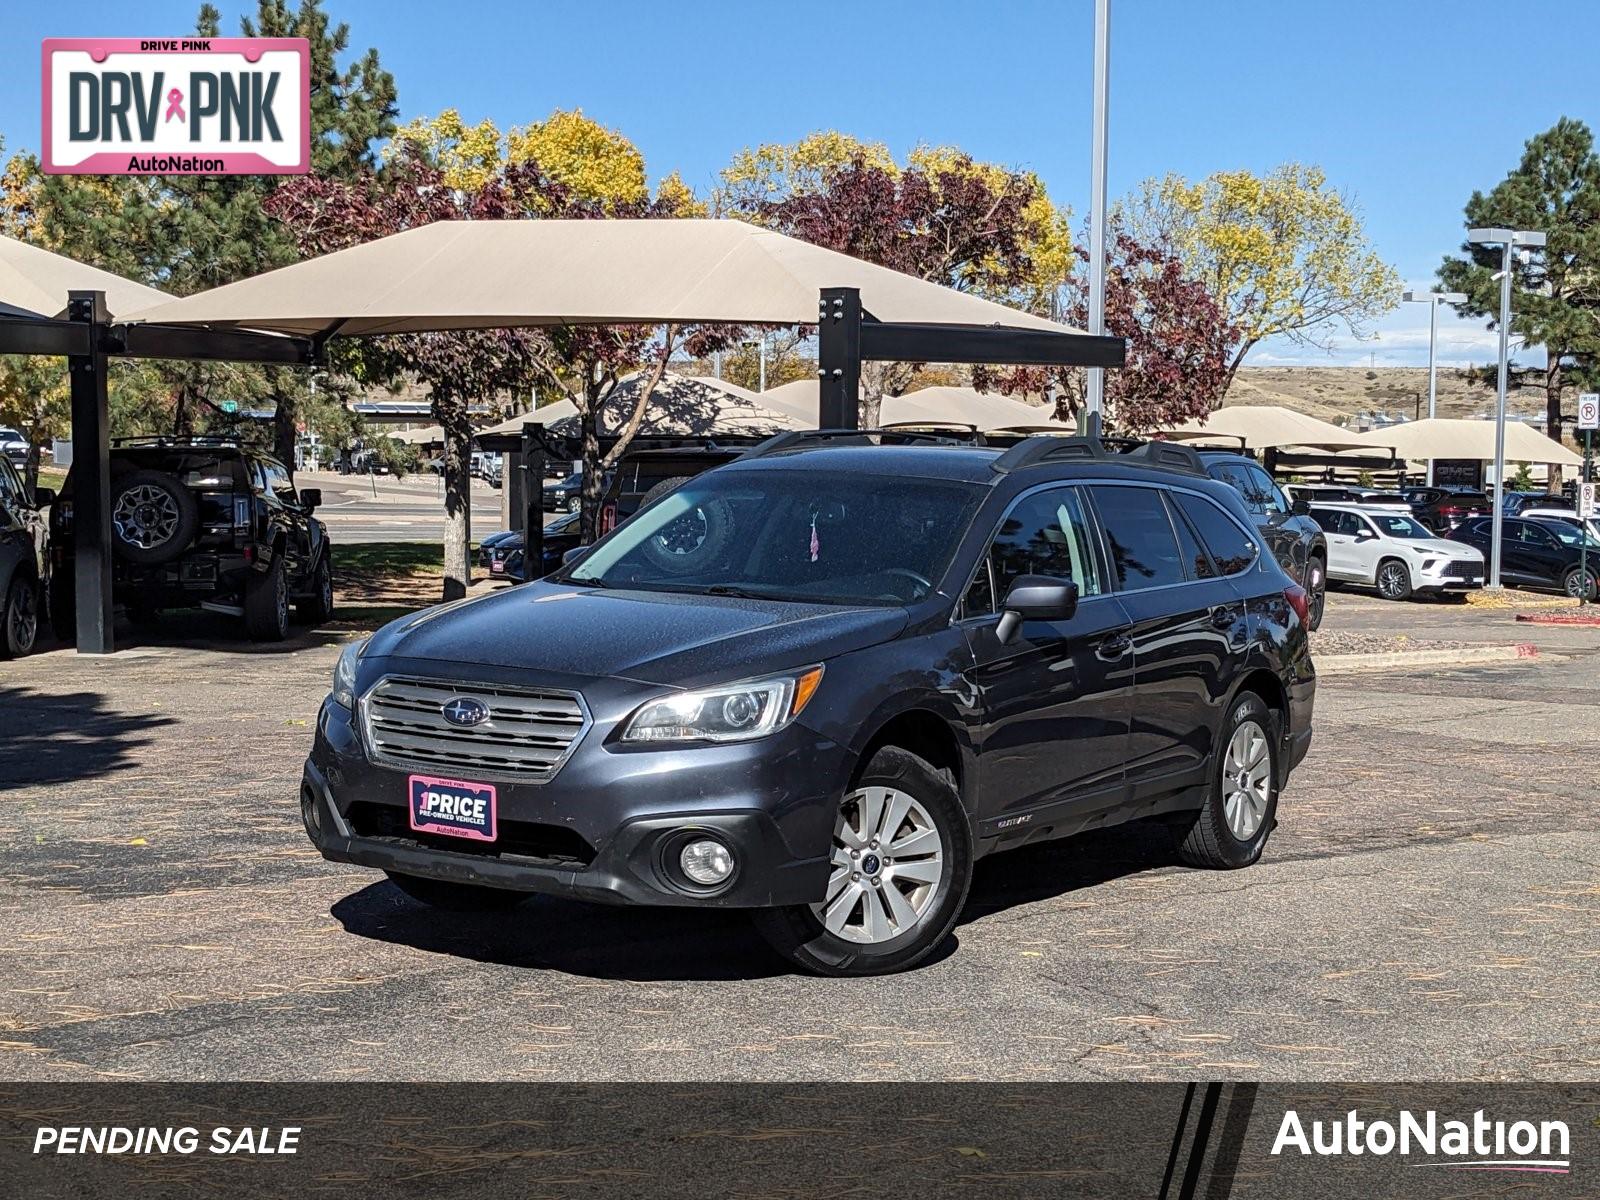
xmin=1126 ymin=163 xmax=1399 ymax=392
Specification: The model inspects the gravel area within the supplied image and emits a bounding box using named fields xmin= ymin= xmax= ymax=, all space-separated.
xmin=1309 ymin=629 xmax=1473 ymax=656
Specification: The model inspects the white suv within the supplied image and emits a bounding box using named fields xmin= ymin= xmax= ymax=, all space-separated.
xmin=1310 ymin=502 xmax=1484 ymax=601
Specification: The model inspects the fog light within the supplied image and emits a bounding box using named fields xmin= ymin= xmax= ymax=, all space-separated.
xmin=680 ymin=838 xmax=734 ymax=886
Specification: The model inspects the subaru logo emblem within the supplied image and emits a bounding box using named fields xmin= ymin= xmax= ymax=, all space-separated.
xmin=441 ymin=697 xmax=489 ymax=727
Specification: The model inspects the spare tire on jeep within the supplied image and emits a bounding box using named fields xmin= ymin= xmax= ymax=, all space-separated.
xmin=110 ymin=469 xmax=199 ymax=565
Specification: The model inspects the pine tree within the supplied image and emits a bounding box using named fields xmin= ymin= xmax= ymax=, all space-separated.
xmin=1440 ymin=117 xmax=1600 ymax=480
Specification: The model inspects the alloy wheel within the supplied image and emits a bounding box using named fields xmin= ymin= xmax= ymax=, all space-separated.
xmin=1222 ymin=720 xmax=1271 ymax=840
xmin=1378 ymin=563 xmax=1408 ymax=599
xmin=112 ymin=485 xmax=179 ymax=550
xmin=810 ymin=786 xmax=944 ymax=944
xmin=9 ymin=582 xmax=36 ymax=652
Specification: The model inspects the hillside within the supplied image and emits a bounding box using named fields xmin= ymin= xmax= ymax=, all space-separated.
xmin=1223 ymin=366 xmax=1549 ymax=426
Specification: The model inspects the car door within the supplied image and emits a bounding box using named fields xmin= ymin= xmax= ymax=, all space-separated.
xmin=0 ymin=459 xmax=30 ymax=602
xmin=960 ymin=483 xmax=1134 ymax=829
xmin=1311 ymin=507 xmax=1362 ymax=581
xmin=258 ymin=458 xmax=310 ymax=581
xmin=1090 ymin=483 xmax=1243 ymax=800
xmin=1508 ymin=521 xmax=1569 ymax=587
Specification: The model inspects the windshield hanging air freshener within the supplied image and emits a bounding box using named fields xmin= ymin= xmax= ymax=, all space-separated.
xmin=809 ymin=513 xmax=820 ymax=563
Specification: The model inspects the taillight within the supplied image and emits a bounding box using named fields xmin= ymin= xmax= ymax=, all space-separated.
xmin=1284 ymin=584 xmax=1310 ymax=625
xmin=600 ymin=504 xmax=617 ymax=534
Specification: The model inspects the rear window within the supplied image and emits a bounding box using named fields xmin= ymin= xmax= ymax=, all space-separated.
xmin=1089 ymin=485 xmax=1187 ymax=591
xmin=1173 ymin=491 xmax=1256 ymax=575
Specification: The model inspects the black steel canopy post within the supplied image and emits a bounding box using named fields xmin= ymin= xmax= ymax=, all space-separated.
xmin=817 ymin=287 xmax=861 ymax=429
xmin=68 ymin=290 xmax=113 ymax=654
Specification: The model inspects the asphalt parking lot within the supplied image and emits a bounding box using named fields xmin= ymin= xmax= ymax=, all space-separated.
xmin=1 ymin=594 xmax=1593 ymax=1083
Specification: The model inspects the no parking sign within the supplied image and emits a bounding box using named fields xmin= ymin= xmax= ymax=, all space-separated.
xmin=1580 ymin=393 xmax=1600 ymax=431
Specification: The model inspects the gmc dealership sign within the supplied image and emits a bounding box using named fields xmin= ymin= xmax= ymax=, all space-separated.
xmin=42 ymin=38 xmax=309 ymax=175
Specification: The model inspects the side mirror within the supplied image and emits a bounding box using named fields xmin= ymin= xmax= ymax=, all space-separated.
xmin=298 ymin=487 xmax=322 ymax=510
xmin=561 ymin=545 xmax=590 ymax=567
xmin=1291 ymin=497 xmax=1311 ymax=516
xmin=33 ymin=486 xmax=56 ymax=510
xmin=1355 ymin=527 xmax=1377 ymax=541
xmin=996 ymin=575 xmax=1078 ymax=644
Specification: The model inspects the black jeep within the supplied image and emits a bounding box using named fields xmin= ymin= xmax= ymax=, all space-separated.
xmin=49 ymin=437 xmax=333 ymax=642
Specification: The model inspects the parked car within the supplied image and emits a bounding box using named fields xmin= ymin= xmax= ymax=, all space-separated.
xmin=1283 ymin=483 xmax=1360 ymax=505
xmin=1354 ymin=491 xmax=1411 ymax=513
xmin=1196 ymin=450 xmax=1328 ymax=630
xmin=48 ymin=437 xmax=333 ymax=641
xmin=1501 ymin=491 xmax=1567 ymax=517
xmin=1404 ymin=486 xmax=1490 ymax=534
xmin=1448 ymin=515 xmax=1600 ymax=599
xmin=492 ymin=511 xmax=584 ymax=582
xmin=0 ymin=456 xmax=47 ymax=655
xmin=0 ymin=426 xmax=27 ymax=469
xmin=302 ymin=432 xmax=1315 ymax=976
xmin=542 ymin=471 xmax=585 ymax=513
xmin=1309 ymin=503 xmax=1483 ymax=601
xmin=1520 ymin=507 xmax=1600 ymax=540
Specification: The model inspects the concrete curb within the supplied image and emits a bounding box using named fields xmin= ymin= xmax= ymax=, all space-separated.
xmin=1516 ymin=611 xmax=1600 ymax=627
xmin=1317 ymin=643 xmax=1540 ymax=675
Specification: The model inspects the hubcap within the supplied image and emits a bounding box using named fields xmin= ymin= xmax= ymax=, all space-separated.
xmin=1222 ymin=720 xmax=1271 ymax=840
xmin=112 ymin=485 xmax=179 ymax=549
xmin=653 ymin=508 xmax=710 ymax=556
xmin=811 ymin=786 xmax=944 ymax=944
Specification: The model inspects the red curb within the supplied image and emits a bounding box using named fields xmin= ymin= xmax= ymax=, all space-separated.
xmin=1515 ymin=613 xmax=1600 ymax=627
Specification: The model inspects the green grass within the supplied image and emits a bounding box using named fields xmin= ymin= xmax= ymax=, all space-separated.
xmin=332 ymin=542 xmax=445 ymax=576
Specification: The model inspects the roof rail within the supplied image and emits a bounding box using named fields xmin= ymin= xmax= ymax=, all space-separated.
xmin=111 ymin=434 xmax=243 ymax=448
xmin=739 ymin=427 xmax=986 ymax=460
xmin=990 ymin=434 xmax=1206 ymax=477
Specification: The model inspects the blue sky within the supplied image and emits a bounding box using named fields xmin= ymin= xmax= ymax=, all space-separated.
xmin=4 ymin=0 xmax=1595 ymax=367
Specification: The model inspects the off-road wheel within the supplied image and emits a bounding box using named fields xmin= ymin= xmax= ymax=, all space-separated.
xmin=110 ymin=470 xmax=198 ymax=565
xmin=243 ymin=552 xmax=290 ymax=641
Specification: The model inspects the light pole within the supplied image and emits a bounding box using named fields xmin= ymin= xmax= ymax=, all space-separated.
xmin=1466 ymin=227 xmax=1546 ymax=590
xmin=1084 ymin=0 xmax=1110 ymax=436
xmin=1402 ymin=289 xmax=1467 ymax=484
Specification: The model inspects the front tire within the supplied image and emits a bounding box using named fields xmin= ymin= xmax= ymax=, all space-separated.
xmin=243 ymin=552 xmax=290 ymax=641
xmin=751 ymin=746 xmax=972 ymax=976
xmin=384 ymin=870 xmax=528 ymax=912
xmin=1375 ymin=557 xmax=1413 ymax=601
xmin=2 ymin=572 xmax=39 ymax=657
xmin=1175 ymin=692 xmax=1280 ymax=869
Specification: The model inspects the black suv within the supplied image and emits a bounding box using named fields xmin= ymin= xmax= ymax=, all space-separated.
xmin=0 ymin=457 xmax=48 ymax=656
xmin=303 ymin=433 xmax=1315 ymax=976
xmin=1195 ymin=449 xmax=1328 ymax=630
xmin=50 ymin=437 xmax=333 ymax=642
xmin=1449 ymin=516 xmax=1600 ymax=599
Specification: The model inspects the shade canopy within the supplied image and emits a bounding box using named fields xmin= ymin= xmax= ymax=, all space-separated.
xmin=120 ymin=218 xmax=1078 ymax=340
xmin=478 ymin=372 xmax=805 ymax=442
xmin=1161 ymin=405 xmax=1375 ymax=452
xmin=0 ymin=234 xmax=168 ymax=320
xmin=757 ymin=379 xmax=1066 ymax=432
xmin=1355 ymin=418 xmax=1582 ymax=466
xmin=388 ymin=424 xmax=444 ymax=446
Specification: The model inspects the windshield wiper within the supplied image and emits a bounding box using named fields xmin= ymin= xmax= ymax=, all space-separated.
xmin=562 ymin=576 xmax=610 ymax=588
xmin=702 ymin=584 xmax=775 ymax=600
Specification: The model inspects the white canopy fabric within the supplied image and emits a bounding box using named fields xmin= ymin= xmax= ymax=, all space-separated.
xmin=1161 ymin=405 xmax=1375 ymax=452
xmin=120 ymin=218 xmax=1079 ymax=339
xmin=758 ymin=379 xmax=1067 ymax=432
xmin=1355 ymin=418 xmax=1581 ymax=466
xmin=0 ymin=234 xmax=168 ymax=320
xmin=475 ymin=372 xmax=805 ymax=441
xmin=388 ymin=424 xmax=444 ymax=445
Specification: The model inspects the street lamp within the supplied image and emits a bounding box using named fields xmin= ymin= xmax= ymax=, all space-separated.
xmin=1401 ymin=288 xmax=1467 ymax=484
xmin=1083 ymin=0 xmax=1110 ymax=436
xmin=1466 ymin=227 xmax=1546 ymax=590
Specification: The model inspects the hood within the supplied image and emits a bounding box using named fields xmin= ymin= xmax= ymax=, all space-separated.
xmin=1407 ymin=538 xmax=1482 ymax=560
xmin=365 ymin=581 xmax=909 ymax=686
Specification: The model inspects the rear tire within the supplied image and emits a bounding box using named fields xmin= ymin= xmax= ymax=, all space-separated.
xmin=1175 ymin=692 xmax=1280 ymax=870
xmin=243 ymin=552 xmax=290 ymax=641
xmin=384 ymin=870 xmax=528 ymax=912
xmin=2 ymin=572 xmax=39 ymax=657
xmin=1305 ymin=556 xmax=1327 ymax=630
xmin=751 ymin=746 xmax=972 ymax=976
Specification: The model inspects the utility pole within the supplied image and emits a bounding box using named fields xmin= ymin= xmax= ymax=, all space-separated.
xmin=1403 ymin=289 xmax=1467 ymax=484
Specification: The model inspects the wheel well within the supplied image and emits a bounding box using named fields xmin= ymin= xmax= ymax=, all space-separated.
xmin=1234 ymin=669 xmax=1287 ymax=728
xmin=858 ymin=709 xmax=962 ymax=792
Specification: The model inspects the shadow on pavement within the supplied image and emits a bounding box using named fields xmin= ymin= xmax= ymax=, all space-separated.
xmin=0 ymin=684 xmax=176 ymax=791
xmin=329 ymin=822 xmax=1177 ymax=980
xmin=38 ymin=608 xmax=356 ymax=656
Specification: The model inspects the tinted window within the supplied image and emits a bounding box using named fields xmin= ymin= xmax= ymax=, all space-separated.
xmin=967 ymin=486 xmax=1104 ymax=616
xmin=1310 ymin=507 xmax=1345 ymax=535
xmin=1511 ymin=521 xmax=1557 ymax=547
xmin=1174 ymin=491 xmax=1256 ymax=574
xmin=1166 ymin=496 xmax=1216 ymax=579
xmin=0 ymin=459 xmax=22 ymax=511
xmin=1090 ymin=486 xmax=1187 ymax=591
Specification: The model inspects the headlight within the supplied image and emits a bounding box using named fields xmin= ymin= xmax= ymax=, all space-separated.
xmin=621 ymin=666 xmax=824 ymax=745
xmin=331 ymin=637 xmax=368 ymax=709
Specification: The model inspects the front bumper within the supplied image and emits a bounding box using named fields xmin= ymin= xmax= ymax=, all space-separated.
xmin=1413 ymin=558 xmax=1484 ymax=592
xmin=304 ymin=692 xmax=846 ymax=908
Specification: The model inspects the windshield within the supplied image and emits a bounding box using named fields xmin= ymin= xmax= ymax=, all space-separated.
xmin=1371 ymin=513 xmax=1433 ymax=539
xmin=1547 ymin=523 xmax=1600 ymax=551
xmin=566 ymin=467 xmax=986 ymax=606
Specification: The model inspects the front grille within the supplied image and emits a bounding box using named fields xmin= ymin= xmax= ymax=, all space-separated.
xmin=1441 ymin=561 xmax=1481 ymax=580
xmin=361 ymin=676 xmax=589 ymax=782
xmin=344 ymin=802 xmax=596 ymax=867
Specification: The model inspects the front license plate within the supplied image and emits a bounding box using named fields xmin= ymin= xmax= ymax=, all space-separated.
xmin=490 ymin=560 xmax=504 ymax=574
xmin=408 ymin=774 xmax=497 ymax=842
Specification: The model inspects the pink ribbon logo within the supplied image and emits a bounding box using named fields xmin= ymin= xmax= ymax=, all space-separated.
xmin=164 ymin=88 xmax=185 ymax=123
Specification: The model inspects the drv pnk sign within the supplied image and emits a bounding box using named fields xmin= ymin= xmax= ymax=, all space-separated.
xmin=42 ymin=38 xmax=309 ymax=175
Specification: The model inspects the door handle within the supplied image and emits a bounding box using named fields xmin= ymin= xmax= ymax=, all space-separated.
xmin=1096 ymin=632 xmax=1132 ymax=661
